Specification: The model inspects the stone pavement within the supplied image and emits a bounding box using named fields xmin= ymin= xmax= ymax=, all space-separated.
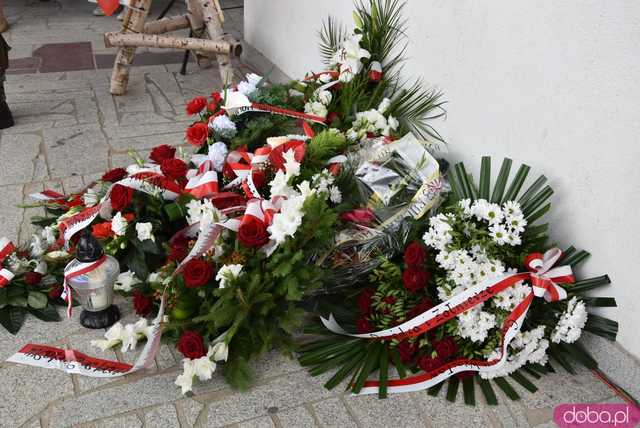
xmin=0 ymin=1 xmax=639 ymax=427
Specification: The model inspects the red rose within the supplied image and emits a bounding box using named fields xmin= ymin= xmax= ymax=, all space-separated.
xmin=402 ymin=268 xmax=429 ymax=293
xmin=48 ymin=285 xmax=63 ymax=299
xmin=407 ymin=297 xmax=434 ymax=319
xmin=182 ymin=258 xmax=213 ymax=288
xmin=169 ymin=237 xmax=190 ymax=262
xmin=149 ymin=144 xmax=176 ymax=164
xmin=92 ymin=222 xmax=114 ymax=239
xmin=160 ymin=158 xmax=188 ymax=180
xmin=176 ymin=330 xmax=206 ymax=359
xmin=207 ymin=101 xmax=219 ymax=113
xmin=237 ymin=216 xmax=269 ymax=248
xmin=133 ymin=290 xmax=153 ymax=316
xmin=357 ymin=287 xmax=375 ymax=314
xmin=433 ymin=336 xmax=458 ymax=359
xmin=356 ymin=316 xmax=374 ymax=333
xmin=211 ymin=92 xmax=222 ymax=104
xmin=340 ymin=208 xmax=376 ymax=226
xmin=186 ymin=122 xmax=209 ymax=147
xmin=110 ymin=184 xmax=134 ymax=212
xmin=24 ymin=272 xmax=42 ymax=286
xmin=101 ymin=168 xmax=127 ymax=183
xmin=417 ymin=355 xmax=445 ymax=373
xmin=397 ymin=340 xmax=418 ymax=364
xmin=186 ymin=96 xmax=208 ymax=115
xmin=404 ymin=242 xmax=427 ymax=268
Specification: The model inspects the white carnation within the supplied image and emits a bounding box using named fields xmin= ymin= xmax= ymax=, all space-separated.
xmin=551 ymin=297 xmax=588 ymax=344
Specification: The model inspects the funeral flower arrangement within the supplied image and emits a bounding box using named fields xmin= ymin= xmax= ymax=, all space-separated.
xmin=300 ymin=158 xmax=618 ymax=403
xmin=2 ymin=0 xmax=626 ymax=406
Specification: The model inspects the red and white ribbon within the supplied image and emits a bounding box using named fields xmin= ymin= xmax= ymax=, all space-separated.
xmin=0 ymin=237 xmax=15 ymax=264
xmin=0 ymin=268 xmax=14 ymax=288
xmin=59 ymin=172 xmax=181 ymax=243
xmin=321 ymin=248 xmax=574 ymax=394
xmin=7 ymin=292 xmax=166 ymax=378
xmin=224 ymin=92 xmax=326 ymax=125
xmin=61 ymin=255 xmax=107 ymax=318
xmin=29 ymin=189 xmax=65 ymax=202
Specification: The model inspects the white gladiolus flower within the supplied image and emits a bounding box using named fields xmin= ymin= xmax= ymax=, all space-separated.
xmin=114 ymin=270 xmax=141 ymax=292
xmin=111 ymin=212 xmax=128 ymax=236
xmin=215 ymin=264 xmax=243 ymax=289
xmin=282 ymin=149 xmax=301 ymax=179
xmin=175 ymin=359 xmax=196 ymax=394
xmin=136 ymin=222 xmax=154 ymax=242
xmin=82 ymin=188 xmax=99 ymax=207
xmin=329 ymin=186 xmax=342 ymax=204
xmin=377 ymin=98 xmax=391 ymax=114
xmin=210 ymin=342 xmax=229 ymax=362
xmin=245 ymin=73 xmax=262 ymax=87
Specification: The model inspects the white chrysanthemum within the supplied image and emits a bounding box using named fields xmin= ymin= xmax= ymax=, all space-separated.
xmin=458 ymin=199 xmax=473 ymax=218
xmin=215 ymin=264 xmax=243 ymax=289
xmin=551 ymin=297 xmax=588 ymax=344
xmin=457 ymin=308 xmax=496 ymax=343
xmin=210 ymin=114 xmax=237 ymax=139
xmin=493 ymin=281 xmax=530 ymax=311
xmin=114 ymin=270 xmax=141 ymax=292
xmin=481 ymin=326 xmax=549 ymax=379
xmin=505 ymin=213 xmax=527 ymax=235
xmin=489 ymin=224 xmax=509 ymax=245
xmin=111 ymin=212 xmax=128 ymax=236
xmin=502 ymin=200 xmax=523 ymax=217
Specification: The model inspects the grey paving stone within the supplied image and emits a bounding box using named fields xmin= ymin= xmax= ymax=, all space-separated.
xmin=580 ymin=332 xmax=640 ymax=400
xmin=345 ymin=393 xmax=430 ymax=428
xmin=104 ymin=121 xmax=190 ymax=141
xmin=251 ymin=350 xmax=303 ymax=382
xmin=176 ymin=398 xmax=204 ymax=428
xmin=49 ymin=371 xmax=184 ymax=428
xmin=90 ymin=413 xmax=143 ymax=428
xmin=0 ymin=363 xmax=74 ymax=427
xmin=0 ymin=183 xmax=26 ymax=249
xmin=408 ymin=389 xmax=494 ymax=428
xmin=0 ymin=132 xmax=41 ymax=185
xmin=116 ymin=93 xmax=155 ymax=114
xmin=109 ymin=133 xmax=187 ymax=153
xmin=202 ymin=370 xmax=335 ymax=427
xmin=144 ymin=403 xmax=180 ymax=428
xmin=312 ymin=398 xmax=357 ymax=428
xmin=237 ymin=416 xmax=276 ymax=428
xmin=43 ymin=124 xmax=109 ymax=178
xmin=0 ymin=305 xmax=84 ymax=361
xmin=275 ymin=405 xmax=317 ymax=427
xmin=156 ymin=343 xmax=178 ymax=370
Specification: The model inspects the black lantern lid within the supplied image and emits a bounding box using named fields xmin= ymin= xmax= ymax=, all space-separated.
xmin=75 ymin=228 xmax=104 ymax=262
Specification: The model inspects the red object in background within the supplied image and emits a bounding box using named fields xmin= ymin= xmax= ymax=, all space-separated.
xmin=98 ymin=0 xmax=120 ymax=16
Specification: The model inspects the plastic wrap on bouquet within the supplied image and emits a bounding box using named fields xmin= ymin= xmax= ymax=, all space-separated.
xmin=337 ymin=132 xmax=444 ymax=248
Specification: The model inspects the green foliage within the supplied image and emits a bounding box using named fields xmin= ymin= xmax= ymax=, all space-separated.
xmin=231 ymin=116 xmax=296 ymax=151
xmin=300 ymin=130 xmax=349 ymax=179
